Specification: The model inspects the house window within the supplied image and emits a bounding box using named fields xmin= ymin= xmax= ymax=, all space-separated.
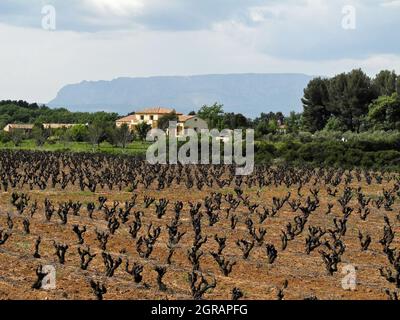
xmin=140 ymin=115 xmax=144 ymax=120
xmin=194 ymin=118 xmax=198 ymax=121
xmin=150 ymin=115 xmax=154 ymax=120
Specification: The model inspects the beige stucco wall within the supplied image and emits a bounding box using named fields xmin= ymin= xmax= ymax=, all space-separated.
xmin=116 ymin=114 xmax=162 ymax=130
xmin=136 ymin=114 xmax=160 ymax=121
xmin=116 ymin=114 xmax=207 ymax=133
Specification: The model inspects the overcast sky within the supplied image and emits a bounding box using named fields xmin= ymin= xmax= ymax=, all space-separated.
xmin=0 ymin=0 xmax=399 ymax=103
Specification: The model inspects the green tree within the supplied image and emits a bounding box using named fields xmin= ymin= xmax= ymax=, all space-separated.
xmin=397 ymin=77 xmax=400 ymax=95
xmin=286 ymin=112 xmax=302 ymax=134
xmin=373 ymin=70 xmax=398 ymax=96
xmin=60 ymin=129 xmax=72 ymax=147
xmin=267 ymin=119 xmax=278 ymax=133
xmin=324 ymin=116 xmax=347 ymax=132
xmin=0 ymin=114 xmax=11 ymax=130
xmin=255 ymin=119 xmax=279 ymax=138
xmin=114 ymin=124 xmax=133 ymax=148
xmin=87 ymin=123 xmax=104 ymax=149
xmin=136 ymin=122 xmax=152 ymax=141
xmin=0 ymin=131 xmax=10 ymax=143
xmin=254 ymin=112 xmax=284 ymax=126
xmin=368 ymin=93 xmax=400 ymax=130
xmin=328 ymin=69 xmax=377 ymax=132
xmin=222 ymin=113 xmax=249 ymax=129
xmin=0 ymin=100 xmax=118 ymax=127
xmin=302 ymin=77 xmax=330 ymax=132
xmin=302 ymin=70 xmax=378 ymax=132
xmin=68 ymin=125 xmax=89 ymax=142
xmin=197 ymin=103 xmax=224 ymax=129
xmin=158 ymin=111 xmax=178 ymax=131
xmin=255 ymin=121 xmax=269 ymax=138
xmin=32 ymin=123 xmax=50 ymax=147
xmin=10 ymin=130 xmax=23 ymax=147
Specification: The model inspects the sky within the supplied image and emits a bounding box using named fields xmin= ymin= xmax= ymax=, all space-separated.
xmin=0 ymin=0 xmax=399 ymax=103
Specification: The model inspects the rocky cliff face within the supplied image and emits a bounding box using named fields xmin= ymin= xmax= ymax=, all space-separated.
xmin=48 ymin=73 xmax=313 ymax=117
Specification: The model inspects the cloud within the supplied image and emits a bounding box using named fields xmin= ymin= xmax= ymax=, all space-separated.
xmin=0 ymin=0 xmax=266 ymax=31
xmin=1 ymin=20 xmax=399 ymax=103
xmin=0 ymin=0 xmax=399 ymax=103
xmin=0 ymin=1 xmax=398 ymax=60
xmin=381 ymin=0 xmax=400 ymax=7
xmin=212 ymin=0 xmax=400 ymax=60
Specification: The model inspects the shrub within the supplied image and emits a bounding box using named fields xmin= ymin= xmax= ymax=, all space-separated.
xmin=0 ymin=131 xmax=10 ymax=143
xmin=255 ymin=141 xmax=277 ymax=156
xmin=68 ymin=125 xmax=89 ymax=142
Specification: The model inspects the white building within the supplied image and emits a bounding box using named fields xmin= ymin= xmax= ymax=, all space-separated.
xmin=116 ymin=107 xmax=208 ymax=136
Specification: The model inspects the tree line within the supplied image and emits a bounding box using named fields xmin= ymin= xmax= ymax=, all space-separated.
xmin=1 ymin=69 xmax=399 ymax=136
xmin=0 ymin=122 xmax=153 ymax=149
xmin=302 ymin=69 xmax=400 ymax=132
xmin=0 ymin=101 xmax=119 ymax=130
xmin=1 ymin=69 xmax=400 ymax=169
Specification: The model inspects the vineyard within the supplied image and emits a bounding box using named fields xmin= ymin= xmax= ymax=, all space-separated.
xmin=0 ymin=150 xmax=399 ymax=300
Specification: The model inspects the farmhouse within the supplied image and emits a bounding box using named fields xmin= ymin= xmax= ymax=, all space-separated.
xmin=3 ymin=124 xmax=34 ymax=133
xmin=3 ymin=123 xmax=80 ymax=133
xmin=116 ymin=107 xmax=208 ymax=136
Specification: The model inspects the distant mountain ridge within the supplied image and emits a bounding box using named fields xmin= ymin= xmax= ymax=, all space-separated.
xmin=48 ymin=73 xmax=313 ymax=117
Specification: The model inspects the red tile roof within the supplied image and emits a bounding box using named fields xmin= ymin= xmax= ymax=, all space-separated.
xmin=178 ymin=115 xmax=195 ymax=122
xmin=116 ymin=115 xmax=136 ymax=122
xmin=135 ymin=107 xmax=182 ymax=115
